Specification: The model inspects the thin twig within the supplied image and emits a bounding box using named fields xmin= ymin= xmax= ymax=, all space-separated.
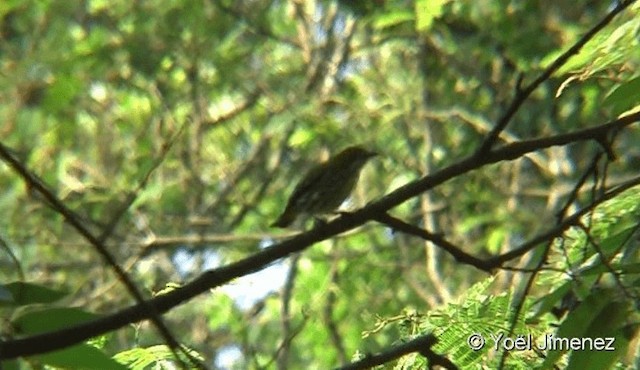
xmin=334 ymin=334 xmax=456 ymax=370
xmin=2 ymin=116 xmax=640 ymax=359
xmin=476 ymin=0 xmax=637 ymax=154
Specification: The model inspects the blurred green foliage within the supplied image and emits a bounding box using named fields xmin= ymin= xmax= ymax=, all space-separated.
xmin=1 ymin=0 xmax=639 ymax=369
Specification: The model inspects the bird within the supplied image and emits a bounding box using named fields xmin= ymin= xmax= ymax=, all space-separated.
xmin=271 ymin=145 xmax=377 ymax=228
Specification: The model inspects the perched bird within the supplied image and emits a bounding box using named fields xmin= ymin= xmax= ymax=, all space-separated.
xmin=271 ymin=146 xmax=377 ymax=228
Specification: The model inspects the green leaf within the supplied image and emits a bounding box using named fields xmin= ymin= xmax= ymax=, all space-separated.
xmin=114 ymin=345 xmax=203 ymax=370
xmin=539 ymin=289 xmax=615 ymax=369
xmin=12 ymin=307 xmax=100 ymax=335
xmin=604 ymin=77 xmax=640 ymax=116
xmin=0 ymin=281 xmax=67 ymax=307
xmin=0 ymin=359 xmax=20 ymax=370
xmin=373 ymin=10 xmax=414 ymax=30
xmin=579 ymin=262 xmax=640 ymax=276
xmin=486 ymin=228 xmax=506 ymax=254
xmin=415 ymin=0 xmax=448 ymax=32
xmin=565 ymin=300 xmax=629 ymax=370
xmin=528 ymin=282 xmax=571 ymax=322
xmin=34 ymin=344 xmax=128 ymax=370
xmin=42 ymin=74 xmax=83 ymax=113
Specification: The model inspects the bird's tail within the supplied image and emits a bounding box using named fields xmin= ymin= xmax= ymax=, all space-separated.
xmin=271 ymin=209 xmax=296 ymax=228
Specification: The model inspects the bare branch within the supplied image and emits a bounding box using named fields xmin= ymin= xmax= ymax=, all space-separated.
xmin=334 ymin=334 xmax=457 ymax=370
xmin=2 ymin=114 xmax=639 ymax=359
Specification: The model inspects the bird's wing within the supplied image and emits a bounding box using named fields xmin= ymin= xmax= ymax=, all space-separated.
xmin=284 ymin=161 xmax=328 ymax=209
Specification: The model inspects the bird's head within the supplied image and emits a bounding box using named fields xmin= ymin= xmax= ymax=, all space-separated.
xmin=335 ymin=146 xmax=377 ymax=166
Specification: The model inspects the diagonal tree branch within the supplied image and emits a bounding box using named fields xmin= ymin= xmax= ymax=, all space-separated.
xmin=372 ymin=213 xmax=492 ymax=272
xmin=1 ymin=114 xmax=639 ymax=359
xmin=476 ymin=0 xmax=637 ymax=154
xmin=373 ymin=173 xmax=640 ymax=273
xmin=334 ymin=334 xmax=457 ymax=370
xmin=0 ymin=133 xmax=203 ymax=368
xmin=489 ymin=175 xmax=640 ymax=266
